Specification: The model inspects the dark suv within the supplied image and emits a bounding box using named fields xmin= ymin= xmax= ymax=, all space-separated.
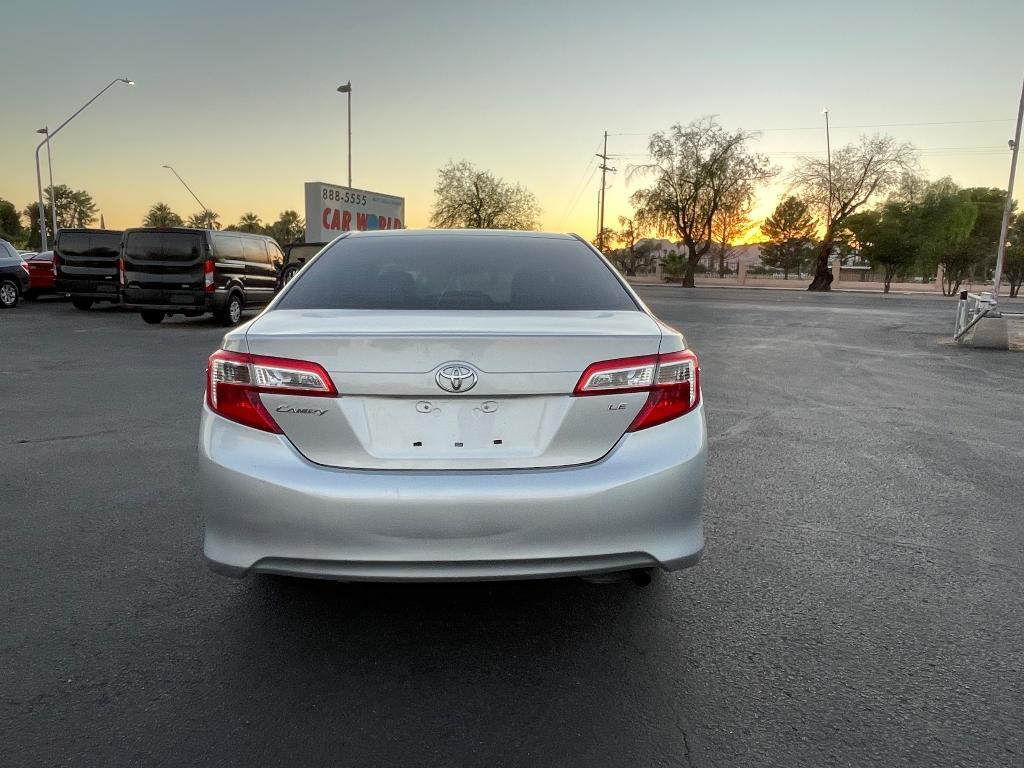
xmin=121 ymin=228 xmax=284 ymax=325
xmin=53 ymin=228 xmax=124 ymax=310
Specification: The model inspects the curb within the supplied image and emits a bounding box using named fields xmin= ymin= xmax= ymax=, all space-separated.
xmin=628 ymin=282 xmax=955 ymax=297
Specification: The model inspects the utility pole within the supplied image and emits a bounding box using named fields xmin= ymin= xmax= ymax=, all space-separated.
xmin=596 ymin=131 xmax=615 ymax=251
xmin=992 ymin=75 xmax=1024 ymax=300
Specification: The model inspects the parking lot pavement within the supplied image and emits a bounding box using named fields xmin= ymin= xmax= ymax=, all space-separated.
xmin=2 ymin=290 xmax=1022 ymax=768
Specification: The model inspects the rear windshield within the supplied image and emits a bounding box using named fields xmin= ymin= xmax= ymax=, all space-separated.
xmin=125 ymin=232 xmax=204 ymax=261
xmin=275 ymin=234 xmax=638 ymax=311
xmin=58 ymin=232 xmax=121 ymax=257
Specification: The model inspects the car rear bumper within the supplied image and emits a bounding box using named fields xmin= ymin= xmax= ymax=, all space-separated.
xmin=199 ymin=403 xmax=707 ymax=581
xmin=54 ymin=278 xmax=119 ymax=298
xmin=123 ymin=288 xmax=211 ymax=312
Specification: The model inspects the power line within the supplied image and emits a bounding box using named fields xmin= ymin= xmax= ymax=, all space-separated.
xmin=556 ymin=138 xmax=604 ymax=228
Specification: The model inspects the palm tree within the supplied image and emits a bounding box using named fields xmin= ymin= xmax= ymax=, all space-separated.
xmin=186 ymin=210 xmax=221 ymax=230
xmin=235 ymin=212 xmax=263 ymax=233
xmin=267 ymin=210 xmax=305 ymax=244
xmin=143 ymin=202 xmax=183 ymax=227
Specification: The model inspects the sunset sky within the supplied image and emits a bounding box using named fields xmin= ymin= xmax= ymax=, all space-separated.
xmin=3 ymin=0 xmax=1022 ymax=241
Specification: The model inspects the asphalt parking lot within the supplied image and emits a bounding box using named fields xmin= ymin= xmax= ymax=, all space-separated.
xmin=2 ymin=288 xmax=1022 ymax=768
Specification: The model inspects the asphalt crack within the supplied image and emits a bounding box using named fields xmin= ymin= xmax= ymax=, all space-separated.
xmin=14 ymin=429 xmax=119 ymax=445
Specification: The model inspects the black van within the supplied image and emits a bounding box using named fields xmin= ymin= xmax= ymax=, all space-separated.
xmin=121 ymin=228 xmax=284 ymax=325
xmin=53 ymin=228 xmax=124 ymax=310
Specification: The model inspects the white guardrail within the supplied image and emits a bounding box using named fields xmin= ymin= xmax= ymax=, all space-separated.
xmin=953 ymin=291 xmax=998 ymax=341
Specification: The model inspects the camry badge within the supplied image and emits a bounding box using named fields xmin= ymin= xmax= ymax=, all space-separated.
xmin=435 ymin=363 xmax=478 ymax=393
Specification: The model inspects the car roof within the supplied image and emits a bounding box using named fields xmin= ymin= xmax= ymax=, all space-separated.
xmin=123 ymin=227 xmax=272 ymax=239
xmin=56 ymin=228 xmax=123 ymax=235
xmin=344 ymin=229 xmax=577 ymax=241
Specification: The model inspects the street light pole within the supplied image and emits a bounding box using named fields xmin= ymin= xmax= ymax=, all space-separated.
xmin=34 ymin=136 xmax=47 ymax=250
xmin=33 ymin=77 xmax=134 ymax=251
xmin=39 ymin=129 xmax=58 ymax=242
xmin=161 ymin=165 xmax=210 ymax=222
xmin=337 ymin=81 xmax=352 ymax=187
xmin=992 ymin=75 xmax=1024 ymax=300
xmin=823 ymin=107 xmax=832 ymax=225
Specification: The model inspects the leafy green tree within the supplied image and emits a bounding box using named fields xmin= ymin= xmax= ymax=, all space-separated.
xmin=143 ymin=202 xmax=184 ymax=227
xmin=661 ymin=251 xmax=685 ymax=282
xmin=430 ymin=160 xmax=540 ymax=230
xmin=1004 ymin=215 xmax=1024 ymax=298
xmin=846 ymin=202 xmax=919 ymax=293
xmin=234 ymin=212 xmax=263 ymax=233
xmin=65 ymin=188 xmax=99 ymax=228
xmin=630 ymin=117 xmax=776 ymax=287
xmin=915 ymin=180 xmax=979 ymax=295
xmin=759 ymin=196 xmax=817 ymax=279
xmin=0 ymin=199 xmax=24 ymax=243
xmin=20 ymin=185 xmax=98 ymax=247
xmin=791 ymin=135 xmax=916 ymax=290
xmin=267 ymin=210 xmax=305 ymax=244
xmin=187 ymin=210 xmax=221 ymax=230
xmin=960 ymin=187 xmax=1010 ymax=281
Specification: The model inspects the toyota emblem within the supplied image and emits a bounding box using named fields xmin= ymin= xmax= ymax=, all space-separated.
xmin=435 ymin=363 xmax=478 ymax=393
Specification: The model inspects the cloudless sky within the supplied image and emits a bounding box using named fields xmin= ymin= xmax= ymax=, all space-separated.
xmin=2 ymin=0 xmax=1022 ymax=238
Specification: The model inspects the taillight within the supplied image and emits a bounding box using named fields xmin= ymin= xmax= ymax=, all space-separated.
xmin=206 ymin=349 xmax=337 ymax=433
xmin=204 ymin=258 xmax=214 ymax=293
xmin=118 ymin=257 xmax=125 ymax=287
xmin=52 ymin=253 xmax=60 ymax=276
xmin=21 ymin=262 xmax=30 ymax=275
xmin=573 ymin=350 xmax=700 ymax=431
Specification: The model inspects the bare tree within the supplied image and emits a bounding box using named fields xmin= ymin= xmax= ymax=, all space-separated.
xmin=606 ymin=216 xmax=660 ymax=275
xmin=630 ymin=118 xmax=775 ymax=287
xmin=591 ymin=227 xmax=617 ymax=253
xmin=791 ymin=134 xmax=916 ymax=290
xmin=710 ymin=191 xmax=755 ymax=274
xmin=430 ymin=160 xmax=540 ymax=230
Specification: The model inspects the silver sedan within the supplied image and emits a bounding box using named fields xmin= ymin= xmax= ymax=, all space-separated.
xmin=199 ymin=229 xmax=706 ymax=584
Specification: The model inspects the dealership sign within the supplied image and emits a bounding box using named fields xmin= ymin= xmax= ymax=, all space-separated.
xmin=304 ymin=181 xmax=405 ymax=242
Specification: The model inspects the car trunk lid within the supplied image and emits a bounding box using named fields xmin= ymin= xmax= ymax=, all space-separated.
xmin=244 ymin=309 xmax=663 ymax=470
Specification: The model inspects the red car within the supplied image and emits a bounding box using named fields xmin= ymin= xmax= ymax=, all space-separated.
xmin=23 ymin=251 xmax=58 ymax=299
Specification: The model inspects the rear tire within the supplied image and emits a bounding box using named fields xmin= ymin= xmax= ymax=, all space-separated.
xmin=140 ymin=309 xmax=165 ymax=325
xmin=71 ymin=297 xmax=93 ymax=310
xmin=280 ymin=264 xmax=301 ymax=286
xmin=216 ymin=293 xmax=244 ymax=326
xmin=0 ymin=280 xmax=19 ymax=309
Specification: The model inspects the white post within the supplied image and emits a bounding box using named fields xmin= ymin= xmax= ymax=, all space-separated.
xmin=993 ymin=75 xmax=1024 ymax=300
